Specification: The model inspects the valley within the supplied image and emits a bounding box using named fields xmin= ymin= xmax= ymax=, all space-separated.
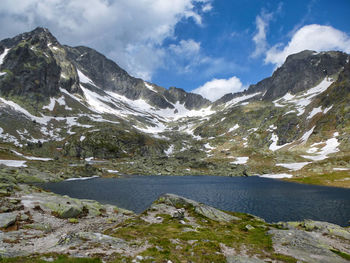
xmin=0 ymin=28 xmax=350 ymax=262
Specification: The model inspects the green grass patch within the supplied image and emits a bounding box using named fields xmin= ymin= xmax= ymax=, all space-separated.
xmin=107 ymin=203 xmax=298 ymax=262
xmin=330 ymin=248 xmax=350 ymax=260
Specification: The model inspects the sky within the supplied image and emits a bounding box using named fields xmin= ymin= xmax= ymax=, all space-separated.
xmin=0 ymin=0 xmax=350 ymax=101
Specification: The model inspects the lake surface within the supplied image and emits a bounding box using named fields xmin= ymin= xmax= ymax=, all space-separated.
xmin=42 ymin=175 xmax=350 ymax=226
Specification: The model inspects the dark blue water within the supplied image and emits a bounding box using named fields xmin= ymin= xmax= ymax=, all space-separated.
xmin=42 ymin=176 xmax=350 ymax=226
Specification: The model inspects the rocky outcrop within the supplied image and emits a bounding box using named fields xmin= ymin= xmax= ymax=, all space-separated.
xmin=269 ymin=220 xmax=350 ymax=263
xmin=214 ymin=50 xmax=349 ymax=105
xmin=158 ymin=193 xmax=241 ymax=222
xmin=1 ymin=188 xmax=350 ymax=262
xmin=252 ymin=50 xmax=349 ymax=100
xmin=164 ymin=87 xmax=211 ymax=110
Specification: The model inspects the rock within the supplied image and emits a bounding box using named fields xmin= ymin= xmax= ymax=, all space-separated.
xmin=44 ymin=201 xmax=84 ymax=218
xmin=160 ymin=193 xmax=241 ymax=223
xmin=226 ymin=256 xmax=266 ymax=263
xmin=194 ymin=205 xmax=241 ymax=223
xmin=24 ymin=223 xmax=52 ymax=233
xmin=19 ymin=213 xmax=29 ymax=221
xmin=171 ymin=208 xmax=185 ymax=220
xmin=0 ymin=212 xmax=17 ymax=228
xmin=28 ymin=193 xmax=85 ymax=218
xmin=285 ymin=220 xmax=350 ymax=240
xmin=269 ymin=228 xmax=349 ymax=263
xmin=136 ymin=255 xmax=144 ymax=260
xmin=76 ymin=232 xmax=127 ymax=249
xmin=245 ymin=224 xmax=255 ymax=231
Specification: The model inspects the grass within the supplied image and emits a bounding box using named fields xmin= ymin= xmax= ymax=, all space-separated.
xmin=288 ymin=170 xmax=350 ymax=188
xmin=330 ymin=248 xmax=350 ymax=260
xmin=106 ymin=204 xmax=297 ymax=262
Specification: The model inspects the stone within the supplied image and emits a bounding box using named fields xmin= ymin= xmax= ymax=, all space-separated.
xmin=269 ymin=228 xmax=349 ymax=263
xmin=171 ymin=208 xmax=185 ymax=220
xmin=226 ymin=256 xmax=266 ymax=263
xmin=245 ymin=224 xmax=255 ymax=231
xmin=0 ymin=212 xmax=17 ymax=228
xmin=41 ymin=198 xmax=85 ymax=219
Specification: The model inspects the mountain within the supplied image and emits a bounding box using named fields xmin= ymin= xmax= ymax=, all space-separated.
xmin=0 ymin=27 xmax=349 ymax=186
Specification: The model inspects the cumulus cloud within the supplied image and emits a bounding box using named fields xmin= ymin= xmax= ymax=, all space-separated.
xmin=251 ymin=11 xmax=273 ymax=58
xmin=169 ymin=39 xmax=201 ymax=56
xmin=265 ymin=24 xmax=350 ymax=66
xmin=0 ymin=0 xmax=212 ymax=80
xmin=192 ymin=76 xmax=244 ymax=101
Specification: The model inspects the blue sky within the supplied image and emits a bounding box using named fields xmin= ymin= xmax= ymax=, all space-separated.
xmin=0 ymin=0 xmax=350 ymax=101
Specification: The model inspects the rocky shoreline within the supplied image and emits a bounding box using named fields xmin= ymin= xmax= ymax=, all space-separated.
xmin=1 ymin=174 xmax=350 ymax=262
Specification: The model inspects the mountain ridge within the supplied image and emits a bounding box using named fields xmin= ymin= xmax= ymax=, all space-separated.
xmin=0 ymin=27 xmax=350 ymax=187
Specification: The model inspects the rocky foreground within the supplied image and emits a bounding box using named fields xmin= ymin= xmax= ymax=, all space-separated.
xmin=0 ymin=178 xmax=350 ymax=263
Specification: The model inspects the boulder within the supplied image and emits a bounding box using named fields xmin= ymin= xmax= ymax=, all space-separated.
xmin=43 ymin=200 xmax=84 ymax=218
xmin=0 ymin=212 xmax=17 ymax=228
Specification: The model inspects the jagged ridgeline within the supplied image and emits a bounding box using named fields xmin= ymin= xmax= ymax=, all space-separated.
xmin=0 ymin=27 xmax=350 ymax=181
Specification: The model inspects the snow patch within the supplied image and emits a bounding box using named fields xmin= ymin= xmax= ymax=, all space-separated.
xmin=307 ymin=107 xmax=322 ymax=119
xmin=323 ymin=105 xmax=333 ymax=114
xmin=0 ymin=160 xmax=27 ymax=167
xmin=276 ymin=162 xmax=311 ymax=171
xmin=144 ymin=82 xmax=158 ymax=93
xmin=11 ymin=150 xmax=52 ymax=161
xmin=333 ymin=168 xmax=350 ymax=171
xmin=0 ymin=48 xmax=10 ymax=65
xmin=273 ymin=78 xmax=333 ymax=115
xmin=165 ymin=145 xmax=174 ymax=156
xmin=302 ymin=132 xmax=340 ymax=161
xmin=225 ymin=92 xmax=261 ymax=108
xmin=260 ymin=173 xmax=293 ymax=179
xmin=65 ymin=175 xmax=99 ymax=181
xmin=269 ymin=134 xmax=293 ymax=151
xmin=77 ymin=70 xmax=95 ymax=85
xmin=227 ymin=124 xmax=239 ymax=133
xmin=231 ymin=157 xmax=249 ymax=165
xmin=107 ymin=170 xmax=119 ymax=173
xmin=300 ymin=126 xmax=315 ymax=144
xmin=204 ymin=143 xmax=214 ymax=151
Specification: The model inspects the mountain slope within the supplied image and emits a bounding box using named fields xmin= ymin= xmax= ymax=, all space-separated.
xmin=0 ymin=27 xmax=349 ymax=186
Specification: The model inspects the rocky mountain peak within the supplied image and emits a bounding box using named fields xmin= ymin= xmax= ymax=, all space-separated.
xmin=245 ymin=50 xmax=349 ymax=101
xmin=1 ymin=27 xmax=59 ymax=49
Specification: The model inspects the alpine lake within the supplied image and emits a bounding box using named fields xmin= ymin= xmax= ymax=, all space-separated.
xmin=41 ymin=175 xmax=350 ymax=226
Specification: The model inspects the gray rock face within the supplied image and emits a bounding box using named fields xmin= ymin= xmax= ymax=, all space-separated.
xmin=214 ymin=50 xmax=349 ymax=105
xmin=0 ymin=27 xmax=211 ymax=113
xmin=252 ymin=50 xmax=349 ymax=100
xmin=0 ymin=27 xmax=81 ymax=102
xmin=0 ymin=212 xmax=17 ymax=228
xmin=164 ymin=87 xmax=211 ymax=109
xmin=269 ymin=228 xmax=349 ymax=263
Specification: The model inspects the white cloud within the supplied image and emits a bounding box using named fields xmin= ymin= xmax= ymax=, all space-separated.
xmin=192 ymin=76 xmax=244 ymax=101
xmin=265 ymin=24 xmax=350 ymax=66
xmin=169 ymin=39 xmax=201 ymax=56
xmin=251 ymin=11 xmax=273 ymax=58
xmin=0 ymin=0 xmax=212 ymax=80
